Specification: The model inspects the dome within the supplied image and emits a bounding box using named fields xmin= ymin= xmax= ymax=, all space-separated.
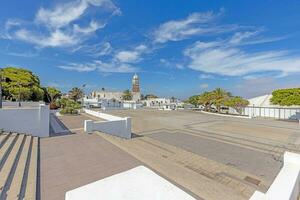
xmin=133 ymin=73 xmax=139 ymax=80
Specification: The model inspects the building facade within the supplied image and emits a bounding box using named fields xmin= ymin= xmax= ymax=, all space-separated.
xmin=132 ymin=74 xmax=141 ymax=102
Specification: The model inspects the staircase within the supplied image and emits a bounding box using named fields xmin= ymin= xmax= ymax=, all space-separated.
xmin=0 ymin=131 xmax=39 ymax=200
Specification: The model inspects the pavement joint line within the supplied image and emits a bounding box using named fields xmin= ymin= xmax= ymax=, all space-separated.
xmin=96 ymin=132 xmax=269 ymax=199
xmin=96 ymin=132 xmax=248 ymax=200
xmin=144 ymin=126 xmax=298 ymax=158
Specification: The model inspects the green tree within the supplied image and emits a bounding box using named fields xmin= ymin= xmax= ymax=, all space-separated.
xmin=144 ymin=94 xmax=158 ymax=100
xmin=271 ymin=88 xmax=300 ymax=106
xmin=187 ymin=95 xmax=200 ymax=106
xmin=211 ymin=88 xmax=231 ymax=112
xmin=122 ymin=89 xmax=132 ymax=100
xmin=224 ymin=96 xmax=249 ymax=114
xmin=46 ymin=87 xmax=62 ymax=103
xmin=198 ymin=92 xmax=214 ymax=111
xmin=68 ymin=87 xmax=84 ymax=102
xmin=1 ymin=67 xmax=44 ymax=101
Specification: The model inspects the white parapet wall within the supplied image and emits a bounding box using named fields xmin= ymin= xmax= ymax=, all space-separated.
xmin=0 ymin=104 xmax=50 ymax=137
xmin=84 ymin=109 xmax=131 ymax=139
xmin=65 ymin=166 xmax=196 ymax=200
xmin=250 ymin=151 xmax=300 ymax=200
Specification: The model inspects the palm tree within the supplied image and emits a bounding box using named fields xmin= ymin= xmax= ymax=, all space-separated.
xmin=68 ymin=87 xmax=84 ymax=102
xmin=198 ymin=92 xmax=214 ymax=111
xmin=211 ymin=88 xmax=231 ymax=112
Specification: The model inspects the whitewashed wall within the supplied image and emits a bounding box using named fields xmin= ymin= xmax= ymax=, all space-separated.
xmin=243 ymin=106 xmax=300 ymax=120
xmin=84 ymin=109 xmax=131 ymax=139
xmin=0 ymin=104 xmax=50 ymax=137
xmin=250 ymin=152 xmax=300 ymax=200
xmin=3 ymin=101 xmax=45 ymax=107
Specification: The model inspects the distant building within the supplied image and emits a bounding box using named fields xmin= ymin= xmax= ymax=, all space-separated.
xmin=91 ymin=90 xmax=123 ymax=101
xmin=90 ymin=74 xmax=141 ymax=102
xmin=142 ymin=98 xmax=182 ymax=110
xmin=84 ymin=74 xmax=142 ymax=110
xmin=132 ymin=73 xmax=141 ymax=102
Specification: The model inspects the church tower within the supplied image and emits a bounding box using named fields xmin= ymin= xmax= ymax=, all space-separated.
xmin=132 ymin=73 xmax=141 ymax=102
xmin=132 ymin=73 xmax=140 ymax=92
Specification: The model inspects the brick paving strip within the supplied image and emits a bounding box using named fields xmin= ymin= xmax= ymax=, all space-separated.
xmin=96 ymin=132 xmax=269 ymax=200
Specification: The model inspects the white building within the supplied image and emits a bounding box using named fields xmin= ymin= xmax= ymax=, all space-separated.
xmin=142 ymin=98 xmax=182 ymax=110
xmin=90 ymin=74 xmax=141 ymax=102
xmin=91 ymin=91 xmax=123 ymax=101
xmin=83 ymin=74 xmax=143 ymax=110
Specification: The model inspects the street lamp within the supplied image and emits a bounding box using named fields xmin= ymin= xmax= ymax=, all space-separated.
xmin=0 ymin=68 xmax=4 ymax=109
xmin=81 ymin=84 xmax=86 ymax=108
xmin=18 ymin=82 xmax=22 ymax=107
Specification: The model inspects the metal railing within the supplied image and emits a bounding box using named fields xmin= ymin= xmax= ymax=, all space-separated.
xmin=242 ymin=106 xmax=300 ymax=120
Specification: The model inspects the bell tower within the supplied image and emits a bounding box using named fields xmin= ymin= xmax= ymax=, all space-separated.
xmin=132 ymin=73 xmax=140 ymax=93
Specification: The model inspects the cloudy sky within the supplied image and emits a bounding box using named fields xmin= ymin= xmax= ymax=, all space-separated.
xmin=0 ymin=0 xmax=299 ymax=99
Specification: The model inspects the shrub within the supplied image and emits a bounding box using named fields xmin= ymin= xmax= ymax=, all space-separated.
xmin=57 ymin=98 xmax=81 ymax=115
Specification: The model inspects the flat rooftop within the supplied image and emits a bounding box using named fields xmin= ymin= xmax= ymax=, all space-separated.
xmin=39 ymin=109 xmax=300 ymax=200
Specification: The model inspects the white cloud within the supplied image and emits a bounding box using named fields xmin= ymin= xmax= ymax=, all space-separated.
xmin=115 ymin=44 xmax=148 ymax=63
xmin=3 ymin=0 xmax=119 ymax=48
xmin=199 ymin=74 xmax=214 ymax=79
xmin=184 ymin=35 xmax=300 ymax=76
xmin=73 ymin=42 xmax=112 ymax=57
xmin=115 ymin=51 xmax=139 ymax=63
xmin=234 ymin=77 xmax=300 ymax=98
xmin=59 ymin=59 xmax=138 ymax=73
xmin=200 ymin=83 xmax=209 ymax=89
xmin=153 ymin=10 xmax=237 ymax=43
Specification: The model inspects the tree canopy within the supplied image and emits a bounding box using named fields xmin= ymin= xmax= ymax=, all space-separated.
xmin=68 ymin=87 xmax=84 ymax=102
xmin=271 ymin=88 xmax=300 ymax=106
xmin=224 ymin=96 xmax=249 ymax=114
xmin=122 ymin=89 xmax=132 ymax=100
xmin=144 ymin=94 xmax=158 ymax=100
xmin=1 ymin=67 xmax=44 ymax=101
xmin=187 ymin=88 xmax=249 ymax=113
xmin=46 ymin=87 xmax=62 ymax=103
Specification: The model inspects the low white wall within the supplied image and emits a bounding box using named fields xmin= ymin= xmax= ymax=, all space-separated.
xmin=250 ymin=151 xmax=300 ymax=200
xmin=3 ymin=101 xmax=45 ymax=107
xmin=84 ymin=109 xmax=131 ymax=139
xmin=200 ymin=110 xmax=251 ymax=119
xmin=244 ymin=107 xmax=300 ymax=120
xmin=84 ymin=109 xmax=123 ymax=121
xmin=0 ymin=104 xmax=50 ymax=137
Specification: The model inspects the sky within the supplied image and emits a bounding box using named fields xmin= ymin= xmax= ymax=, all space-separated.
xmin=0 ymin=0 xmax=300 ymax=99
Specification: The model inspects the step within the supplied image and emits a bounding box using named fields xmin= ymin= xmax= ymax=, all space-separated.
xmin=0 ymin=134 xmax=25 ymax=195
xmin=0 ymin=133 xmax=18 ymax=167
xmin=0 ymin=132 xmax=10 ymax=148
xmin=6 ymin=135 xmax=32 ymax=199
xmin=24 ymin=137 xmax=38 ymax=200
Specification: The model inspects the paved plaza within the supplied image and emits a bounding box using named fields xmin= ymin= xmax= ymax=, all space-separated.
xmin=41 ymin=109 xmax=300 ymax=200
xmin=101 ymin=109 xmax=300 ymax=200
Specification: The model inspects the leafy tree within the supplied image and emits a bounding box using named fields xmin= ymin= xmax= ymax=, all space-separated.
xmin=224 ymin=96 xmax=249 ymax=114
xmin=271 ymin=88 xmax=300 ymax=106
xmin=56 ymin=98 xmax=81 ymax=115
xmin=31 ymin=86 xmax=45 ymax=101
xmin=46 ymin=87 xmax=62 ymax=103
xmin=198 ymin=92 xmax=214 ymax=111
xmin=144 ymin=94 xmax=158 ymax=100
xmin=68 ymin=87 xmax=84 ymax=102
xmin=211 ymin=88 xmax=231 ymax=112
xmin=187 ymin=95 xmax=200 ymax=106
xmin=1 ymin=67 xmax=44 ymax=101
xmin=122 ymin=89 xmax=132 ymax=100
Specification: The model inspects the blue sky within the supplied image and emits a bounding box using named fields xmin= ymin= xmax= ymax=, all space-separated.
xmin=0 ymin=0 xmax=300 ymax=99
